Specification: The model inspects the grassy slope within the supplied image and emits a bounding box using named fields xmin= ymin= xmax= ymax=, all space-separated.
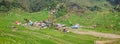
xmin=0 ymin=9 xmax=109 ymax=44
xmin=57 ymin=0 xmax=120 ymax=34
xmin=56 ymin=10 xmax=120 ymax=34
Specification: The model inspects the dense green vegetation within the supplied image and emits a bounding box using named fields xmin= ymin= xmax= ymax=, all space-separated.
xmin=0 ymin=0 xmax=58 ymax=12
xmin=0 ymin=0 xmax=119 ymax=12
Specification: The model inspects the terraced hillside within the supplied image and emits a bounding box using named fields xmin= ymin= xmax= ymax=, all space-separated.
xmin=0 ymin=9 xmax=112 ymax=44
xmin=0 ymin=0 xmax=120 ymax=44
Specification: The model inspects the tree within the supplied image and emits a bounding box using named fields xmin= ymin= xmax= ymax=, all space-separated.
xmin=108 ymin=0 xmax=120 ymax=12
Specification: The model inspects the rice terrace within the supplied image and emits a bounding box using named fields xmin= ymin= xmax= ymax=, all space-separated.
xmin=0 ymin=0 xmax=120 ymax=44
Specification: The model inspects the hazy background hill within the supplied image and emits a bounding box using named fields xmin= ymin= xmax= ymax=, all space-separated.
xmin=0 ymin=0 xmax=120 ymax=12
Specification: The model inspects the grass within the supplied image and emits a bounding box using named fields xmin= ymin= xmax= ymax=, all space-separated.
xmin=0 ymin=28 xmax=107 ymax=44
xmin=56 ymin=11 xmax=120 ymax=35
xmin=0 ymin=9 xmax=113 ymax=44
xmin=63 ymin=0 xmax=120 ymax=35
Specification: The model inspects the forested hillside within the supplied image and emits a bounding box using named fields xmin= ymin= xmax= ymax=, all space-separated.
xmin=0 ymin=0 xmax=59 ymax=12
xmin=0 ymin=0 xmax=120 ymax=12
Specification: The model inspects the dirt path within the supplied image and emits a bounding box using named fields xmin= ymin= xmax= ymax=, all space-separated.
xmin=71 ymin=29 xmax=120 ymax=39
xmin=70 ymin=29 xmax=120 ymax=44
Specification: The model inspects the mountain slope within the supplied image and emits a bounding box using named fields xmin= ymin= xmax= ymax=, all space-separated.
xmin=0 ymin=9 xmax=109 ymax=44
